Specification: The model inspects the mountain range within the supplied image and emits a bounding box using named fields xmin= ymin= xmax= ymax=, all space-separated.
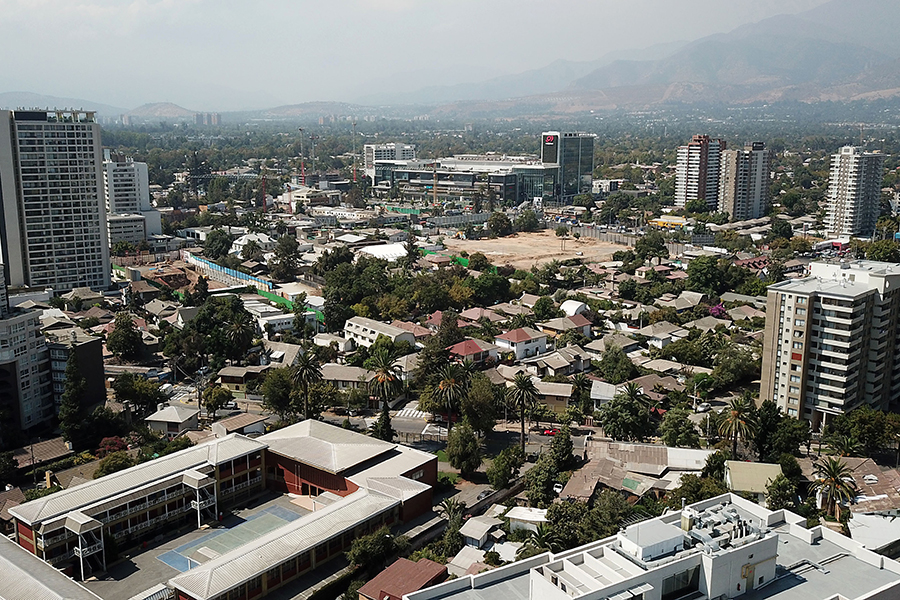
xmin=2 ymin=0 xmax=900 ymax=119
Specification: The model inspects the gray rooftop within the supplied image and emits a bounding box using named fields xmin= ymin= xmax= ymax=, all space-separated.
xmin=10 ymin=434 xmax=265 ymax=526
xmin=0 ymin=535 xmax=102 ymax=599
xmin=259 ymin=420 xmax=396 ymax=474
xmin=768 ymin=276 xmax=874 ymax=298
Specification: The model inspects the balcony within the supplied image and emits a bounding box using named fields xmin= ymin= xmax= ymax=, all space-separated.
xmin=74 ymin=542 xmax=102 ymax=558
xmin=38 ymin=532 xmax=70 ymax=548
xmin=191 ymin=498 xmax=216 ymax=510
xmin=47 ymin=549 xmax=75 ymax=565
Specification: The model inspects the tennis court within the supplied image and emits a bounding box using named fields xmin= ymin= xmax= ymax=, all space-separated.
xmin=157 ymin=504 xmax=304 ymax=572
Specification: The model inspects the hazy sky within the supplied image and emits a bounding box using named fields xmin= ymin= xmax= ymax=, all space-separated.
xmin=0 ymin=0 xmax=831 ymax=111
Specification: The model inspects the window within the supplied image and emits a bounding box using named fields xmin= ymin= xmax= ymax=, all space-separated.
xmin=795 ymin=319 xmax=805 ymax=326
xmin=793 ymin=342 xmax=803 ymax=349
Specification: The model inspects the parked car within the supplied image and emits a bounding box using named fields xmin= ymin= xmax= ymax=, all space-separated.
xmin=542 ymin=428 xmax=560 ymax=436
xmin=477 ymin=490 xmax=492 ymax=501
xmin=553 ymin=483 xmax=564 ymax=495
xmin=223 ymin=400 xmax=238 ymax=410
xmin=696 ymin=402 xmax=711 ymax=413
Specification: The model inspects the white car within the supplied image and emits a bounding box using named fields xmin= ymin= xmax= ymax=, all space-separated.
xmin=696 ymin=402 xmax=711 ymax=413
xmin=553 ymin=483 xmax=564 ymax=495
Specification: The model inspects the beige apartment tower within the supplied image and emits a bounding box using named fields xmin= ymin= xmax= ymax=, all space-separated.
xmin=825 ymin=146 xmax=886 ymax=238
xmin=718 ymin=142 xmax=771 ymax=220
xmin=0 ymin=110 xmax=110 ymax=291
xmin=760 ymin=260 xmax=900 ymax=431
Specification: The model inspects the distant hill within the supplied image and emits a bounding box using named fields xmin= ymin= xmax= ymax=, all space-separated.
xmin=0 ymin=91 xmax=126 ymax=116
xmin=126 ymin=102 xmax=196 ymax=118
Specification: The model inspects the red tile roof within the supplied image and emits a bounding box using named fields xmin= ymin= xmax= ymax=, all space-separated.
xmin=496 ymin=327 xmax=543 ymax=343
xmin=448 ymin=339 xmax=495 ymax=357
xmin=358 ymin=558 xmax=447 ymax=600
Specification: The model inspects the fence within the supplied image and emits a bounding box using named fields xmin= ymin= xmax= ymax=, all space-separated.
xmin=567 ymin=226 xmax=688 ymax=257
xmin=111 ymin=251 xmax=180 ymax=267
xmin=181 ymin=251 xmax=275 ymax=291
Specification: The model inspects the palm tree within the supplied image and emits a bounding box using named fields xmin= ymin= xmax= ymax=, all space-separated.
xmin=517 ymin=524 xmax=560 ymax=557
xmin=508 ymin=373 xmax=539 ymax=454
xmin=291 ymin=352 xmax=322 ymax=420
xmin=368 ymin=347 xmax=401 ymax=409
xmin=617 ymin=381 xmax=652 ymax=407
xmin=718 ymin=394 xmax=757 ymax=458
xmin=813 ymin=457 xmax=858 ymax=517
xmin=225 ymin=311 xmax=256 ymax=364
xmin=436 ymin=363 xmax=467 ymax=432
xmin=828 ymin=434 xmax=862 ymax=457
xmin=438 ymin=497 xmax=466 ymax=524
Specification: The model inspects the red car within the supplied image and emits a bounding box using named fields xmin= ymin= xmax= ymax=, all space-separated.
xmin=542 ymin=428 xmax=560 ymax=436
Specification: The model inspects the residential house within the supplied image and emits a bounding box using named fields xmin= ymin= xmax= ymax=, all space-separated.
xmin=261 ymin=340 xmax=304 ymax=368
xmin=725 ymin=461 xmax=783 ymax=505
xmin=560 ymin=300 xmax=588 ymax=316
xmin=447 ymin=339 xmax=500 ymax=366
xmin=391 ymin=320 xmax=434 ymax=343
xmin=0 ymin=487 xmax=25 ymax=536
xmin=636 ymin=321 xmax=689 ymax=349
xmin=313 ymin=333 xmax=354 ymax=354
xmin=490 ymin=302 xmax=533 ymax=318
xmin=797 ymin=457 xmax=900 ymax=517
xmin=459 ymin=307 xmax=506 ymax=325
xmin=143 ymin=299 xmax=178 ymax=324
xmin=535 ymin=380 xmax=573 ymax=414
xmin=218 ymin=365 xmax=269 ymax=398
xmin=128 ymin=280 xmax=159 ymax=303
xmin=590 ymin=380 xmax=618 ymax=411
xmin=626 ymin=374 xmax=685 ymax=403
xmin=321 ymin=363 xmax=375 ymax=392
xmin=536 ymin=313 xmax=592 ymax=340
xmin=518 ymin=293 xmax=541 ymax=308
xmin=522 ymin=345 xmax=590 ymax=377
xmin=459 ymin=516 xmax=504 ymax=549
xmin=727 ymin=304 xmax=766 ymax=322
xmin=682 ymin=315 xmax=731 ymax=333
xmin=344 ymin=317 xmax=416 ymax=349
xmin=172 ymin=306 xmax=201 ymax=329
xmin=495 ymin=327 xmax=548 ymax=360
xmin=145 ymin=404 xmax=200 ymax=440
xmin=585 ymin=334 xmax=641 ymax=359
xmin=212 ymin=413 xmax=267 ymax=438
xmin=561 ymin=439 xmax=714 ymax=502
xmin=505 ymin=507 xmax=547 ymax=534
xmin=358 ymin=558 xmax=446 ymax=600
xmin=654 ymin=290 xmax=708 ymax=313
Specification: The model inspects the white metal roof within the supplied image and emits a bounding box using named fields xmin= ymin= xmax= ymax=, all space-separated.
xmin=0 ymin=535 xmax=102 ymax=600
xmin=145 ymin=405 xmax=199 ymax=423
xmin=169 ymin=489 xmax=398 ymax=600
xmin=10 ymin=434 xmax=265 ymax=526
xmin=259 ymin=420 xmax=396 ymax=474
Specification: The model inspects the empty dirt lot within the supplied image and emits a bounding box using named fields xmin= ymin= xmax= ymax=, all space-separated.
xmin=443 ymin=230 xmax=625 ymax=270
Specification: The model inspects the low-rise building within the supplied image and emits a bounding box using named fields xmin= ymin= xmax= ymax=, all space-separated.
xmin=321 ymin=363 xmax=375 ymax=391
xmin=43 ymin=327 xmax=104 ymax=413
xmin=447 ymin=339 xmax=500 ymax=365
xmin=725 ymin=461 xmax=783 ymax=504
xmin=405 ymin=493 xmax=900 ymax=600
xmin=495 ymin=327 xmax=548 ymax=360
xmin=536 ymin=314 xmax=592 ymax=340
xmin=145 ymin=404 xmax=200 ymax=440
xmin=359 ymin=558 xmax=447 ymax=600
xmin=344 ymin=317 xmax=416 ymax=349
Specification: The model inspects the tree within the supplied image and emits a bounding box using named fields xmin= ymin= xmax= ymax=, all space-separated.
xmin=225 ymin=311 xmax=255 ymax=363
xmin=486 ymin=446 xmax=524 ymax=489
xmin=866 ymin=239 xmax=900 ymax=263
xmin=532 ymin=296 xmax=561 ymax=321
xmin=111 ymin=373 xmax=165 ymax=417
xmin=515 ymin=209 xmax=540 ymax=232
xmin=261 ymin=367 xmax=295 ymax=422
xmin=686 ymin=255 xmax=722 ymax=295
xmin=508 ymin=373 xmax=539 ymax=454
xmin=345 ymin=526 xmax=409 ymax=570
xmin=597 ymin=387 xmax=654 ymax=442
xmin=719 ymin=394 xmax=757 ymax=458
xmin=665 ymin=474 xmax=727 ymax=507
xmin=436 ymin=363 xmax=467 ymax=432
xmin=270 ymin=235 xmax=302 ymax=282
xmin=596 ymin=345 xmax=637 ymax=384
xmin=813 ymin=457 xmax=858 ymax=517
xmin=487 ymin=212 xmax=513 ymax=237
xmin=0 ymin=451 xmax=18 ymax=484
xmin=94 ymin=451 xmax=137 ymax=479
xmin=752 ymin=399 xmax=783 ymax=461
xmin=769 ymin=219 xmax=794 ymax=241
xmin=461 ymin=374 xmax=498 ymax=437
xmin=203 ymin=385 xmax=234 ymax=419
xmin=517 ymin=524 xmax=561 ymax=558
xmin=524 ymin=454 xmax=558 ymax=508
xmin=550 ymin=425 xmax=575 ymax=470
xmin=97 ymin=436 xmax=128 ymax=458
xmin=635 ymin=230 xmax=668 ymax=263
xmin=467 ymin=252 xmax=492 ymax=272
xmin=766 ymin=473 xmax=797 ymax=510
xmin=368 ymin=346 xmax=402 ymax=409
xmin=702 ymin=450 xmax=730 ymax=482
xmin=291 ymin=353 xmax=323 ymax=420
xmin=370 ymin=403 xmax=395 ymax=442
xmin=204 ymin=228 xmax=233 ymax=260
xmin=59 ymin=352 xmax=88 ymax=449
xmin=447 ymin=420 xmax=482 ymax=478
xmin=106 ymin=313 xmax=143 ymax=360
xmin=711 ymin=343 xmax=758 ymax=389
xmin=660 ymin=408 xmax=701 ymax=448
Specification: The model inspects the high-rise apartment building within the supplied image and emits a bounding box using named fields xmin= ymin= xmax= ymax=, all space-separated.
xmin=760 ymin=260 xmax=900 ymax=430
xmin=675 ymin=135 xmax=726 ymax=209
xmin=0 ymin=110 xmax=110 ymax=291
xmin=825 ymin=146 xmax=886 ymax=238
xmin=103 ymin=150 xmax=162 ymax=246
xmin=718 ymin=142 xmax=771 ymax=220
xmin=541 ymin=131 xmax=594 ymax=203
xmin=0 ymin=264 xmax=53 ymax=437
xmin=363 ymin=143 xmax=416 ymax=182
